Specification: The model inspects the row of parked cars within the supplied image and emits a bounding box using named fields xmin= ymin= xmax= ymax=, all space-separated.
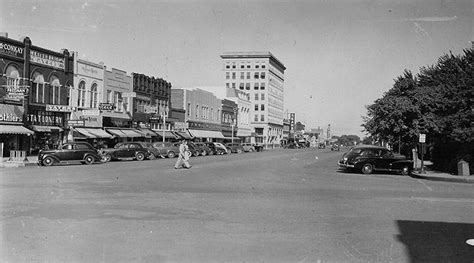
xmin=37 ymin=141 xmax=264 ymax=166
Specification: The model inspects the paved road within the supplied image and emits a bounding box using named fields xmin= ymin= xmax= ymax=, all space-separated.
xmin=1 ymin=148 xmax=473 ymax=262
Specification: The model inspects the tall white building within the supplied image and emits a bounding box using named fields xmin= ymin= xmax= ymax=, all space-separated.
xmin=221 ymin=52 xmax=286 ymax=146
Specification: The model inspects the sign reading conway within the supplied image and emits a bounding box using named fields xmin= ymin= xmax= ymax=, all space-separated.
xmin=0 ymin=41 xmax=24 ymax=58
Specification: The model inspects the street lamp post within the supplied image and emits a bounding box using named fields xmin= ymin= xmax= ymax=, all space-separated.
xmin=162 ymin=106 xmax=169 ymax=143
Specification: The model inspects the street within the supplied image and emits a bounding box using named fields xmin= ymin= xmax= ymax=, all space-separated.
xmin=1 ymin=148 xmax=473 ymax=262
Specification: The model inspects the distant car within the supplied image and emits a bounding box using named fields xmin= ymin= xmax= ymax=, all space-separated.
xmin=193 ymin=142 xmax=214 ymax=156
xmin=101 ymin=142 xmax=151 ymax=162
xmin=225 ymin=143 xmax=244 ymax=154
xmin=284 ymin=142 xmax=299 ymax=149
xmin=135 ymin=142 xmax=161 ymax=159
xmin=318 ymin=143 xmax=326 ymax=149
xmin=241 ymin=143 xmax=256 ymax=152
xmin=338 ymin=145 xmax=413 ymax=175
xmin=184 ymin=142 xmax=201 ymax=157
xmin=213 ymin=142 xmax=230 ymax=154
xmin=38 ymin=141 xmax=104 ymax=166
xmin=254 ymin=144 xmax=264 ymax=152
xmin=205 ymin=142 xmax=226 ymax=155
xmin=331 ymin=144 xmax=340 ymax=151
xmin=152 ymin=142 xmax=179 ymax=158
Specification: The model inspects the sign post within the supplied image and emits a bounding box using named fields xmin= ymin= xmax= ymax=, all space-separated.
xmin=419 ymin=133 xmax=426 ymax=174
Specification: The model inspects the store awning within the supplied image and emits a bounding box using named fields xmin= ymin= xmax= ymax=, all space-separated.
xmin=105 ymin=128 xmax=142 ymax=138
xmin=135 ymin=128 xmax=157 ymax=138
xmin=173 ymin=131 xmax=193 ymax=140
xmin=0 ymin=124 xmax=34 ymax=135
xmin=152 ymin=130 xmax=179 ymax=139
xmin=74 ymin=127 xmax=98 ymax=138
xmin=188 ymin=129 xmax=225 ymax=139
xmin=84 ymin=128 xmax=113 ymax=138
xmin=31 ymin=125 xmax=63 ymax=132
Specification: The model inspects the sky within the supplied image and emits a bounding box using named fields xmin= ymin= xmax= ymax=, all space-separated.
xmin=1 ymin=0 xmax=472 ymax=137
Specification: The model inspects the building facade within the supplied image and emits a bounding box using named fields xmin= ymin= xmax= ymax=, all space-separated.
xmin=226 ymin=87 xmax=251 ymax=142
xmin=221 ymin=51 xmax=286 ymax=147
xmin=0 ymin=33 xmax=74 ymax=155
xmin=221 ymin=99 xmax=237 ymax=139
xmin=171 ymin=88 xmax=224 ymax=141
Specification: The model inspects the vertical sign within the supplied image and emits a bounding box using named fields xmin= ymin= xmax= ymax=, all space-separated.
xmin=289 ymin=112 xmax=295 ymax=134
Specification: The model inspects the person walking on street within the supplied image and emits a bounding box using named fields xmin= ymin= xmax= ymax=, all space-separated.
xmin=175 ymin=140 xmax=192 ymax=169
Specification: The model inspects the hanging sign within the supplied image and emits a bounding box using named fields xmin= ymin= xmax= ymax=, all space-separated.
xmin=46 ymin=104 xmax=76 ymax=112
xmin=99 ymin=103 xmax=114 ymax=111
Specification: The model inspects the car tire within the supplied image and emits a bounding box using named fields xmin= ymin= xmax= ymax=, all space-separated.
xmin=401 ymin=166 xmax=410 ymax=176
xmin=237 ymin=149 xmax=243 ymax=154
xmin=42 ymin=156 xmax=55 ymax=166
xmin=103 ymin=154 xmax=112 ymax=162
xmin=201 ymin=151 xmax=207 ymax=156
xmin=167 ymin=151 xmax=175 ymax=158
xmin=249 ymin=148 xmax=254 ymax=152
xmin=362 ymin=163 xmax=373 ymax=174
xmin=84 ymin=155 xmax=95 ymax=165
xmin=136 ymin=152 xmax=145 ymax=161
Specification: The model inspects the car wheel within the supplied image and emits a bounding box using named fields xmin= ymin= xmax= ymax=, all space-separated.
xmin=84 ymin=155 xmax=95 ymax=165
xmin=201 ymin=151 xmax=207 ymax=156
xmin=249 ymin=148 xmax=254 ymax=152
xmin=237 ymin=149 xmax=243 ymax=154
xmin=362 ymin=163 xmax=373 ymax=174
xmin=401 ymin=166 xmax=410 ymax=176
xmin=167 ymin=151 xmax=175 ymax=158
xmin=103 ymin=154 xmax=112 ymax=162
xmin=136 ymin=152 xmax=145 ymax=161
xmin=42 ymin=156 xmax=55 ymax=166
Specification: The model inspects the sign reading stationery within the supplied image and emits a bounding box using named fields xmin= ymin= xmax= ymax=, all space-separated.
xmin=30 ymin=50 xmax=65 ymax=70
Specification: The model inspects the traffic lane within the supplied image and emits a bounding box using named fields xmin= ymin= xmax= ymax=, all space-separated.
xmin=1 ymin=148 xmax=473 ymax=262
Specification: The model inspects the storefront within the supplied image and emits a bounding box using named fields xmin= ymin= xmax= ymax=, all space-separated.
xmin=188 ymin=121 xmax=225 ymax=142
xmin=27 ymin=105 xmax=67 ymax=154
xmin=0 ymin=104 xmax=34 ymax=156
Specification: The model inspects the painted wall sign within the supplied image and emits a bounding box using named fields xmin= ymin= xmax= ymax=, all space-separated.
xmin=27 ymin=113 xmax=63 ymax=126
xmin=0 ymin=41 xmax=24 ymax=58
xmin=46 ymin=104 xmax=76 ymax=112
xmin=0 ymin=113 xmax=22 ymax=123
xmin=30 ymin=50 xmax=65 ymax=70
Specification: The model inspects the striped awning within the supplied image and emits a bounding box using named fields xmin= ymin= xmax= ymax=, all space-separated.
xmin=188 ymin=129 xmax=225 ymax=139
xmin=0 ymin=124 xmax=34 ymax=135
xmin=84 ymin=128 xmax=113 ymax=138
xmin=173 ymin=131 xmax=193 ymax=140
xmin=74 ymin=128 xmax=97 ymax=138
xmin=135 ymin=128 xmax=157 ymax=138
xmin=152 ymin=130 xmax=179 ymax=139
xmin=105 ymin=128 xmax=142 ymax=138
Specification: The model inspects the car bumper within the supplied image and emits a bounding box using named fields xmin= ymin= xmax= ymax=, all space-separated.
xmin=338 ymin=161 xmax=354 ymax=168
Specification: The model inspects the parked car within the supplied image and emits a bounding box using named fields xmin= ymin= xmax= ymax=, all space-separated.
xmin=136 ymin=142 xmax=161 ymax=159
xmin=152 ymin=142 xmax=179 ymax=158
xmin=101 ymin=142 xmax=151 ymax=162
xmin=38 ymin=141 xmax=104 ymax=166
xmin=205 ymin=142 xmax=226 ymax=155
xmin=338 ymin=145 xmax=413 ymax=175
xmin=213 ymin=142 xmax=230 ymax=154
xmin=184 ymin=142 xmax=200 ymax=157
xmin=225 ymin=143 xmax=244 ymax=154
xmin=241 ymin=143 xmax=256 ymax=152
xmin=193 ymin=142 xmax=214 ymax=156
xmin=331 ymin=144 xmax=340 ymax=151
xmin=318 ymin=143 xmax=326 ymax=149
xmin=254 ymin=144 xmax=264 ymax=152
xmin=284 ymin=141 xmax=299 ymax=149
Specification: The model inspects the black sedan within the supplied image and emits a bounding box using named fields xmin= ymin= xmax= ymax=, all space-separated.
xmin=101 ymin=142 xmax=151 ymax=162
xmin=38 ymin=141 xmax=104 ymax=166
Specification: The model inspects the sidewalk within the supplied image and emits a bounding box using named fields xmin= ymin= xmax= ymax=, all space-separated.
xmin=0 ymin=156 xmax=38 ymax=168
xmin=410 ymin=162 xmax=474 ymax=184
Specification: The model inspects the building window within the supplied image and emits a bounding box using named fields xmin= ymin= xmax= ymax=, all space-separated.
xmin=255 ymin=64 xmax=260 ymax=69
xmin=245 ymin=83 xmax=250 ymax=90
xmin=246 ymin=72 xmax=250 ymax=79
xmin=261 ymin=114 xmax=265 ymax=121
xmin=106 ymin=90 xmax=112 ymax=103
xmin=262 ymin=64 xmax=266 ymax=69
xmin=260 ymin=83 xmax=265 ymax=90
xmin=254 ymin=93 xmax=258 ymax=100
xmin=217 ymin=109 xmax=220 ymax=122
xmin=261 ymin=72 xmax=265 ymax=79
xmin=226 ymin=72 xmax=230 ymax=79
xmin=261 ymin=104 xmax=265 ymax=111
xmin=241 ymin=64 xmax=244 ymax=69
xmin=232 ymin=83 xmax=236 ymax=89
xmin=226 ymin=83 xmax=230 ymax=88
xmin=186 ymin=102 xmax=190 ymax=117
xmin=31 ymin=72 xmax=45 ymax=103
xmin=226 ymin=64 xmax=230 ymax=69
xmin=239 ymin=83 xmax=244 ymax=90
xmin=5 ymin=65 xmax=20 ymax=90
xmin=211 ymin=107 xmax=214 ymax=121
xmin=78 ymin=81 xmax=86 ymax=107
xmin=254 ymin=104 xmax=259 ymax=111
xmin=254 ymin=83 xmax=259 ymax=90
xmin=247 ymin=63 xmax=251 ymax=69
xmin=196 ymin=105 xmax=199 ymax=118
xmin=254 ymin=114 xmax=258 ymax=121
xmin=261 ymin=93 xmax=265 ymax=100
xmin=49 ymin=76 xmax=60 ymax=105
xmin=240 ymin=72 xmax=244 ymax=79
xmin=254 ymin=72 xmax=259 ymax=79
xmin=90 ymin=83 xmax=98 ymax=108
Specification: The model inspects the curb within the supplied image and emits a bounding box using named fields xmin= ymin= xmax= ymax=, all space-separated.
xmin=410 ymin=172 xmax=474 ymax=184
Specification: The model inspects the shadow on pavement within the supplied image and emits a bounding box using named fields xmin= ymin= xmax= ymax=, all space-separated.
xmin=396 ymin=220 xmax=474 ymax=263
